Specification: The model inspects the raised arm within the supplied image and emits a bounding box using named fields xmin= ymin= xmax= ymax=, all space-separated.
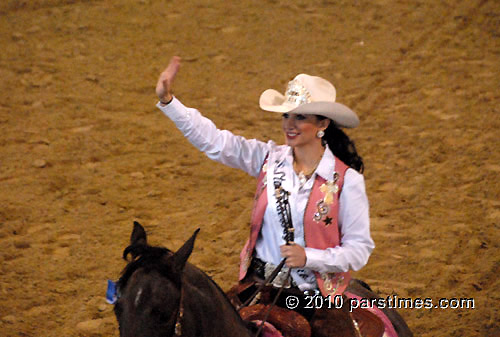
xmin=155 ymin=57 xmax=271 ymax=177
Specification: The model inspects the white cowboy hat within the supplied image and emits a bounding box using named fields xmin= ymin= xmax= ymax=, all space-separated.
xmin=259 ymin=74 xmax=359 ymax=128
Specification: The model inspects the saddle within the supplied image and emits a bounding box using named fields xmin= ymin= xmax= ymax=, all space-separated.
xmin=227 ymin=281 xmax=385 ymax=337
xmin=240 ymin=304 xmax=310 ymax=337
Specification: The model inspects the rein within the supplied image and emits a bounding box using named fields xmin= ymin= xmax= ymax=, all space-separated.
xmin=254 ymin=269 xmax=291 ymax=337
xmin=238 ymin=259 xmax=287 ymax=309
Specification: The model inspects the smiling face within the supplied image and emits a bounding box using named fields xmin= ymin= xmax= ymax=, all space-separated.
xmin=281 ymin=113 xmax=329 ymax=148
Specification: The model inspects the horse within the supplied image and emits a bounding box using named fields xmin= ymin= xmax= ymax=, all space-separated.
xmin=111 ymin=222 xmax=412 ymax=337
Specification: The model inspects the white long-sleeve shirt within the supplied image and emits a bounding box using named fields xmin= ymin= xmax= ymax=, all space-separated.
xmin=157 ymin=98 xmax=375 ymax=289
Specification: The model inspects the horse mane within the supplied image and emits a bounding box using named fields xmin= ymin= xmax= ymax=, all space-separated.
xmin=117 ymin=243 xmax=174 ymax=289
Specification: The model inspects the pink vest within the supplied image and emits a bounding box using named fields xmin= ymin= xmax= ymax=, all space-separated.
xmin=239 ymin=156 xmax=351 ymax=297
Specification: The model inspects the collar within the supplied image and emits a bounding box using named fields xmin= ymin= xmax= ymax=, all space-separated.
xmin=284 ymin=147 xmax=294 ymax=167
xmin=315 ymin=145 xmax=337 ymax=181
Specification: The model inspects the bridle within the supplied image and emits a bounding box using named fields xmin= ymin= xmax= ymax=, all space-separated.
xmin=169 ymin=282 xmax=185 ymax=336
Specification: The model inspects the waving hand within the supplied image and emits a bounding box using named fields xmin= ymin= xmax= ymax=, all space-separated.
xmin=156 ymin=56 xmax=181 ymax=104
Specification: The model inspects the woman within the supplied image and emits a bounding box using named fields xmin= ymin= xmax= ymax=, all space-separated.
xmin=155 ymin=56 xmax=375 ymax=312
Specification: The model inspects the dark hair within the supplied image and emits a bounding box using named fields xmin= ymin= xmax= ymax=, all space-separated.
xmin=317 ymin=116 xmax=364 ymax=173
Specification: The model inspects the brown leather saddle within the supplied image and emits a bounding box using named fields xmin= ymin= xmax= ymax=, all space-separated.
xmin=227 ymin=281 xmax=385 ymax=337
xmin=240 ymin=304 xmax=311 ymax=337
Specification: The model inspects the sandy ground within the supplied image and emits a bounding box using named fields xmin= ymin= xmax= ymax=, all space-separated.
xmin=0 ymin=0 xmax=499 ymax=336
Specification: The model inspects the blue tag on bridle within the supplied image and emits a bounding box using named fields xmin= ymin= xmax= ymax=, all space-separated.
xmin=106 ymin=280 xmax=118 ymax=304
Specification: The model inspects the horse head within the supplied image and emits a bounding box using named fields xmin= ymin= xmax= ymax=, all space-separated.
xmin=114 ymin=221 xmax=199 ymax=337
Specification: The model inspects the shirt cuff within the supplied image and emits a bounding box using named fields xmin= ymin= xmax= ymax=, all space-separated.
xmin=304 ymin=247 xmax=345 ymax=273
xmin=156 ymin=96 xmax=191 ymax=122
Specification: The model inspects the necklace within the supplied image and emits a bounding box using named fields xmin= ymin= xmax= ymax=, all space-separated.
xmin=293 ymin=160 xmax=321 ymax=187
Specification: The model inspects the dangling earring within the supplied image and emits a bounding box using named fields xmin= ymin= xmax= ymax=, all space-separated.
xmin=317 ymin=130 xmax=325 ymax=138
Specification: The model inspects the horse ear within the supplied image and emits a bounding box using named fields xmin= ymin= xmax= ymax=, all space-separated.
xmin=131 ymin=221 xmax=147 ymax=246
xmin=173 ymin=228 xmax=200 ymax=272
xmin=123 ymin=221 xmax=148 ymax=261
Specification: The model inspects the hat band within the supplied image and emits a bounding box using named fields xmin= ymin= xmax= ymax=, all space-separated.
xmin=284 ymin=79 xmax=311 ymax=107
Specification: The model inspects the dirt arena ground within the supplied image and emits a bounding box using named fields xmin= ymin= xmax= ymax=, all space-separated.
xmin=0 ymin=0 xmax=499 ymax=336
